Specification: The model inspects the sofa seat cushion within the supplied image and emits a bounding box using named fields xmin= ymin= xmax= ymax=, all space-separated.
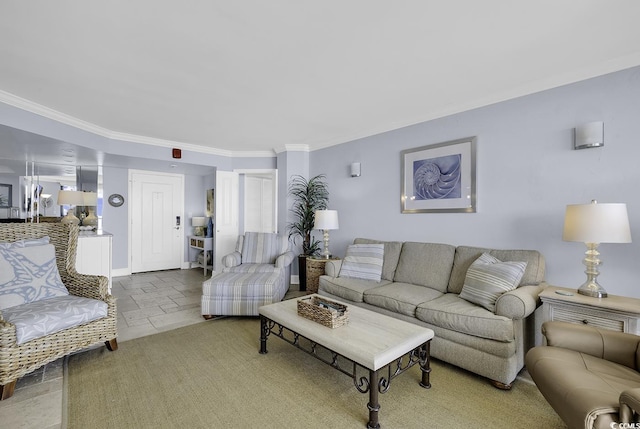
xmin=223 ymin=263 xmax=279 ymax=274
xmin=318 ymin=276 xmax=390 ymax=303
xmin=393 ymin=242 xmax=456 ymax=292
xmin=526 ymin=346 xmax=640 ymax=428
xmin=415 ymin=293 xmax=514 ymax=342
xmin=2 ymin=295 xmax=108 ymax=344
xmin=363 ymin=283 xmax=443 ymax=317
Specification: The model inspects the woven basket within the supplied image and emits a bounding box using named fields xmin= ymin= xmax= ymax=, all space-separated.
xmin=305 ymin=258 xmax=328 ymax=293
xmin=297 ymin=296 xmax=349 ymax=328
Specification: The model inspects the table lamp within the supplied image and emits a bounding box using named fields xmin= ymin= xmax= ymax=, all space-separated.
xmin=192 ymin=217 xmax=206 ymax=236
xmin=314 ymin=210 xmax=339 ymax=259
xmin=82 ymin=191 xmax=98 ymax=227
xmin=562 ymin=200 xmax=631 ymax=298
xmin=57 ymin=190 xmax=85 ymax=225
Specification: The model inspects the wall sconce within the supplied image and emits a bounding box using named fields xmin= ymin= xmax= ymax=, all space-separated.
xmin=574 ymin=121 xmax=604 ymax=150
xmin=350 ymin=162 xmax=361 ymax=177
xmin=562 ymin=200 xmax=631 ymax=297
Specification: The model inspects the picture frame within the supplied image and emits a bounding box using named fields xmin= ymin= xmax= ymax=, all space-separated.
xmin=0 ymin=183 xmax=12 ymax=208
xmin=401 ymin=137 xmax=476 ymax=213
xmin=205 ymin=189 xmax=214 ymax=218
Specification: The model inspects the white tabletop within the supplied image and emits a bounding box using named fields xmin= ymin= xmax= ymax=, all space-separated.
xmin=259 ymin=294 xmax=434 ymax=370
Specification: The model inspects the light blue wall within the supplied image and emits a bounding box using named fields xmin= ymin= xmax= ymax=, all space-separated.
xmin=3 ymin=66 xmax=639 ymax=297
xmin=310 ymin=66 xmax=640 ymax=298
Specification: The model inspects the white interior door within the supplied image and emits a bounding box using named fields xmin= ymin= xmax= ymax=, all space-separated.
xmin=130 ymin=170 xmax=184 ymax=273
xmin=244 ymin=174 xmax=275 ymax=233
xmin=214 ymin=170 xmax=239 ymax=272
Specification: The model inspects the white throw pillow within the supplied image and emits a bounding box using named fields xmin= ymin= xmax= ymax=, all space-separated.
xmin=338 ymin=243 xmax=384 ymax=282
xmin=459 ymin=253 xmax=527 ymax=312
xmin=0 ymin=241 xmax=69 ymax=310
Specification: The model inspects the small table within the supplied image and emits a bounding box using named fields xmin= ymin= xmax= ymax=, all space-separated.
xmin=305 ymin=257 xmax=339 ymax=293
xmin=259 ymin=295 xmax=434 ymax=429
xmin=538 ymin=286 xmax=640 ymax=343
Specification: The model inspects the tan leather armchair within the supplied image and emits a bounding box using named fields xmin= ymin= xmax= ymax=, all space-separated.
xmin=526 ymin=321 xmax=640 ymax=429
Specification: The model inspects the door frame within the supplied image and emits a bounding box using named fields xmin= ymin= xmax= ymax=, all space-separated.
xmin=128 ymin=169 xmax=185 ymax=273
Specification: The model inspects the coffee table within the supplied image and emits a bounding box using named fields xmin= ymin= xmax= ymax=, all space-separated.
xmin=259 ymin=295 xmax=434 ymax=428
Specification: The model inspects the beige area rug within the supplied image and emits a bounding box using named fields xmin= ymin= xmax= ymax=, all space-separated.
xmin=64 ymin=318 xmax=565 ymax=429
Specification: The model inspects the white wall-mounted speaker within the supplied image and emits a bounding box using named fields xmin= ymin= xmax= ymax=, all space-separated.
xmin=574 ymin=121 xmax=604 ymax=150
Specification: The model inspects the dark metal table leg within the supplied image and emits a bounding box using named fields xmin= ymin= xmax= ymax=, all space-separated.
xmin=419 ymin=341 xmax=431 ymax=389
xmin=367 ymin=369 xmax=380 ymax=429
xmin=259 ymin=315 xmax=268 ymax=354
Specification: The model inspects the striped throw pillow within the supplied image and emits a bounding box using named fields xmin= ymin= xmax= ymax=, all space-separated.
xmin=338 ymin=244 xmax=384 ymax=282
xmin=459 ymin=253 xmax=527 ymax=312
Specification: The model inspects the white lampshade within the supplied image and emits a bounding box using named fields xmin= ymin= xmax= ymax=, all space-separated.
xmin=563 ymin=201 xmax=631 ymax=244
xmin=57 ymin=190 xmax=85 ymax=206
xmin=82 ymin=191 xmax=97 ymax=206
xmin=191 ymin=217 xmax=206 ymax=227
xmin=314 ymin=210 xmax=339 ymax=230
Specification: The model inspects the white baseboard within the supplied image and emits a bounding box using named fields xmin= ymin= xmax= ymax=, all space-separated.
xmin=291 ymin=274 xmax=299 ymax=286
xmin=112 ymin=268 xmax=131 ymax=278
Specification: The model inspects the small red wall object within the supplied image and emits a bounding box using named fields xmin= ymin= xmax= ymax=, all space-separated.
xmin=172 ymin=148 xmax=182 ymax=159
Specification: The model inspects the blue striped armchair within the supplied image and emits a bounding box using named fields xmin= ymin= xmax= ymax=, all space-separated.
xmin=201 ymin=232 xmax=295 ymax=317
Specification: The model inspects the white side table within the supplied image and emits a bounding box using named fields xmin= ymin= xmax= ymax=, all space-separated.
xmin=539 ymin=286 xmax=640 ymax=339
xmin=188 ymin=236 xmax=213 ymax=276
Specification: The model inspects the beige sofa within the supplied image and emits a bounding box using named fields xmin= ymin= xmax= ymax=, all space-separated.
xmin=526 ymin=321 xmax=640 ymax=429
xmin=318 ymin=238 xmax=546 ymax=388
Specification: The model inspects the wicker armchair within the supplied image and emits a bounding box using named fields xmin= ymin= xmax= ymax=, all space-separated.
xmin=0 ymin=223 xmax=117 ymax=400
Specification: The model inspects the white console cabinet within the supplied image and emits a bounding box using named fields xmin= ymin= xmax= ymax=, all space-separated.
xmin=76 ymin=231 xmax=113 ymax=293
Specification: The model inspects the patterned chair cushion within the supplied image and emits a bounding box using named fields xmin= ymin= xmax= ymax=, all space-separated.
xmin=1 ymin=295 xmax=108 ymax=344
xmin=0 ymin=240 xmax=69 ymax=310
xmin=240 ymin=232 xmax=290 ymax=264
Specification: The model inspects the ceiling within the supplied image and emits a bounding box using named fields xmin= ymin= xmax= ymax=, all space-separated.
xmin=1 ymin=1 xmax=640 ymax=160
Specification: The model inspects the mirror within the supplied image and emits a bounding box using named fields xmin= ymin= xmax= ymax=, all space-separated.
xmin=0 ymin=159 xmax=102 ymax=226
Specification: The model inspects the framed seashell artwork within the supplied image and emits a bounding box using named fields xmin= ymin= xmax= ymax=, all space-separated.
xmin=401 ymin=137 xmax=476 ymax=213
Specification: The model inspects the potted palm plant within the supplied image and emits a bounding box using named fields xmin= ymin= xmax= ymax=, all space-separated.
xmin=287 ymin=174 xmax=329 ymax=290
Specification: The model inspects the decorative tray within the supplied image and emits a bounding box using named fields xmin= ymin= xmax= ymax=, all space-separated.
xmin=297 ymin=296 xmax=349 ymax=328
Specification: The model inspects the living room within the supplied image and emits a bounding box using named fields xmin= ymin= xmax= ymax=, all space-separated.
xmin=1 ymin=2 xmax=640 ymax=428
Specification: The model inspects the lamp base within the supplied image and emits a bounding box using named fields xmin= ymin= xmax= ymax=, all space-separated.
xmin=577 ymin=282 xmax=608 ymax=298
xmin=60 ymin=212 xmax=80 ymax=225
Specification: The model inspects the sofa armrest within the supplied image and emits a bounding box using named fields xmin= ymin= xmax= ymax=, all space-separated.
xmin=275 ymin=251 xmax=295 ymax=268
xmin=543 ymin=321 xmax=640 ymax=370
xmin=222 ymin=251 xmax=242 ymax=268
xmin=620 ymin=388 xmax=640 ymax=423
xmin=324 ymin=260 xmax=343 ymax=277
xmin=495 ymin=283 xmax=546 ymax=319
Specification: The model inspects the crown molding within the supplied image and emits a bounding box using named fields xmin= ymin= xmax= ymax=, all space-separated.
xmin=0 ymin=90 xmax=278 ymax=158
xmin=274 ymin=144 xmax=310 ymax=154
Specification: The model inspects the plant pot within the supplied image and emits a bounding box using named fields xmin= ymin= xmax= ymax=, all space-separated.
xmin=298 ymin=255 xmax=308 ymax=291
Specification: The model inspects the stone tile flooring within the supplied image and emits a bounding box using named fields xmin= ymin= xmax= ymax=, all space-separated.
xmin=0 ymin=268 xmax=306 ymax=429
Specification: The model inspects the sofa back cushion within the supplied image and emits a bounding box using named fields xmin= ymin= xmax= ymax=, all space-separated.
xmin=448 ymin=246 xmax=545 ymax=294
xmin=241 ymin=232 xmax=289 ymax=264
xmin=0 ymin=239 xmax=69 ymax=310
xmin=354 ymin=238 xmax=403 ymax=281
xmin=393 ymin=242 xmax=456 ymax=292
